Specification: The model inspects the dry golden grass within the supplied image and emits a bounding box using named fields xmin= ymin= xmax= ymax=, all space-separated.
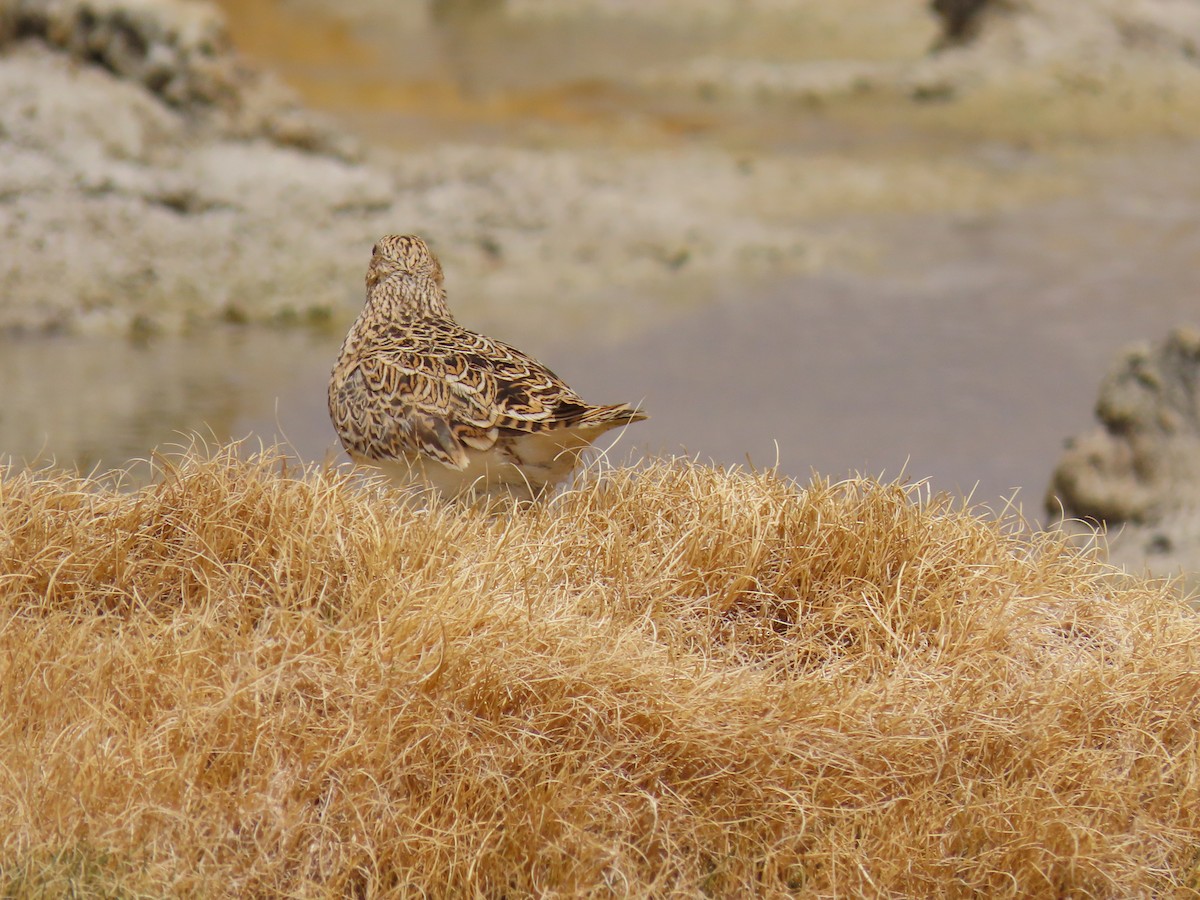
xmin=1 ymin=443 xmax=1198 ymax=896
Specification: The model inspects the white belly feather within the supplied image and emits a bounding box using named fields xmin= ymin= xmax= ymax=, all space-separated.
xmin=350 ymin=424 xmax=610 ymax=501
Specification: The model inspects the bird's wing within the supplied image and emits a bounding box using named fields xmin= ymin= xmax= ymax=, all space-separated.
xmin=332 ymin=322 xmax=594 ymax=471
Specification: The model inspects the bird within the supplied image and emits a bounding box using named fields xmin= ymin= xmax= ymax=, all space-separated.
xmin=328 ymin=235 xmax=648 ymax=501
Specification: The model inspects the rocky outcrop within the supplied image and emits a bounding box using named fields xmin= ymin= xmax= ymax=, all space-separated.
xmin=0 ymin=0 xmax=843 ymax=336
xmin=0 ymin=0 xmax=397 ymax=333
xmin=1048 ymin=327 xmax=1200 ymax=589
xmin=1048 ymin=327 xmax=1200 ymax=526
xmin=8 ymin=0 xmax=1191 ymax=338
xmin=919 ymin=0 xmax=1200 ymax=93
xmin=640 ymin=0 xmax=1200 ymax=106
xmin=0 ymin=0 xmax=354 ymax=152
xmin=928 ymin=0 xmax=1200 ymax=58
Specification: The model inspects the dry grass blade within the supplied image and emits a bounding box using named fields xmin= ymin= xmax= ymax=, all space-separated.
xmin=0 ymin=443 xmax=1197 ymax=896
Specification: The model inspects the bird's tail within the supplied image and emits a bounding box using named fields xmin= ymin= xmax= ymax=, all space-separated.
xmin=574 ymin=403 xmax=649 ymax=430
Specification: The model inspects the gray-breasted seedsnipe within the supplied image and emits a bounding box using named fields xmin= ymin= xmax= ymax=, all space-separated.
xmin=328 ymin=235 xmax=648 ymax=500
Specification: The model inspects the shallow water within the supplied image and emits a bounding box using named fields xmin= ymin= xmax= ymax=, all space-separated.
xmin=7 ymin=145 xmax=1199 ymax=519
xmin=4 ymin=2 xmax=1199 ymax=520
xmin=213 ymin=0 xmax=936 ymax=151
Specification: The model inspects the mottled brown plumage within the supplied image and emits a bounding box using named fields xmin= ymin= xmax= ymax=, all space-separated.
xmin=329 ymin=235 xmax=648 ymax=500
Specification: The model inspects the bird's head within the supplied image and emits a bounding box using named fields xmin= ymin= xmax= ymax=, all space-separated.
xmin=366 ymin=235 xmax=445 ymax=291
xmin=364 ymin=234 xmax=451 ymax=320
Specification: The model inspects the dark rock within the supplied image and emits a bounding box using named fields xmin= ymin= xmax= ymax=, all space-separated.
xmin=930 ymin=0 xmax=1004 ymax=46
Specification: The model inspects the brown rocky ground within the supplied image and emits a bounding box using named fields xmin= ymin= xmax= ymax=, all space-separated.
xmin=5 ymin=0 xmax=1200 ymax=336
xmin=0 ymin=0 xmax=853 ymax=336
xmin=0 ymin=0 xmax=382 ymax=332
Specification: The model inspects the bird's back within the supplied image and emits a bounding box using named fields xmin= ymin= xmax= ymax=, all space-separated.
xmin=329 ymin=235 xmax=647 ymax=499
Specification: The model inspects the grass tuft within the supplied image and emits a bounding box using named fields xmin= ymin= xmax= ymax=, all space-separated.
xmin=1 ymin=443 xmax=1198 ymax=895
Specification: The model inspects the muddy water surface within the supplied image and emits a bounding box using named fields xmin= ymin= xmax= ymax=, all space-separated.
xmin=213 ymin=0 xmax=937 ymax=150
xmin=8 ymin=145 xmax=1198 ymax=519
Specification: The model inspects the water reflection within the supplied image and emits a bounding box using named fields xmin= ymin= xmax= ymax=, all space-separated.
xmin=214 ymin=0 xmax=936 ymax=150
xmin=0 ymin=328 xmax=341 ymax=478
xmin=5 ymin=176 xmax=1199 ymax=516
